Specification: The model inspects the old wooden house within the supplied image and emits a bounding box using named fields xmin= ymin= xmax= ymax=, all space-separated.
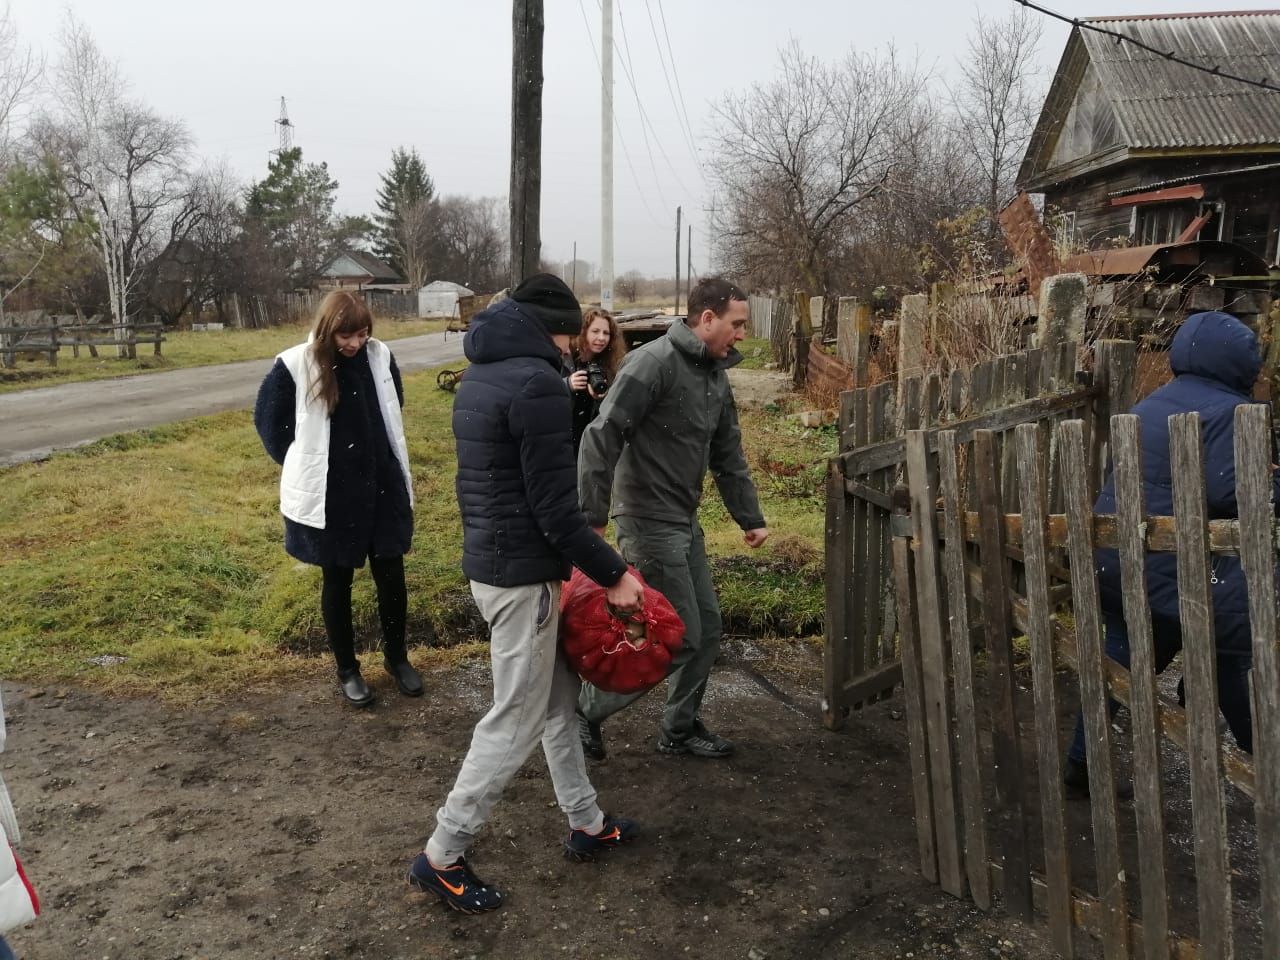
xmin=1018 ymin=10 xmax=1280 ymax=265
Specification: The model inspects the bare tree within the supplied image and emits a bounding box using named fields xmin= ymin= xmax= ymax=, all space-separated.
xmin=708 ymin=40 xmax=929 ymax=309
xmin=0 ymin=3 xmax=41 ymax=161
xmin=42 ymin=15 xmax=196 ymax=353
xmin=433 ymin=195 xmax=508 ymax=294
xmin=952 ymin=8 xmax=1044 ymax=247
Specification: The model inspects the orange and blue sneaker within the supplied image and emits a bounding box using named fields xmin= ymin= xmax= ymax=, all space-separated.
xmin=407 ymin=853 xmax=503 ymax=913
xmin=563 ymin=814 xmax=640 ymax=862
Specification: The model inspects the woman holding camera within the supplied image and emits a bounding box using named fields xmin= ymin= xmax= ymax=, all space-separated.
xmin=568 ymin=307 xmax=625 ymax=456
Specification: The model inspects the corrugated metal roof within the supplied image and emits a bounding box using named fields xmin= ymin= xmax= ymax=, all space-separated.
xmin=1080 ymin=12 xmax=1280 ymax=149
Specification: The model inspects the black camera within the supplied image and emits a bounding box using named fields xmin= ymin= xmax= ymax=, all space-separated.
xmin=585 ymin=361 xmax=609 ymax=396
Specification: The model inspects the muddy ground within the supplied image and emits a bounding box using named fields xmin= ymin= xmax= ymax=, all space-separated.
xmin=0 ymin=639 xmax=1071 ymax=960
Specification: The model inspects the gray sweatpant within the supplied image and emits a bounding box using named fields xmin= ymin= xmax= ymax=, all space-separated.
xmin=427 ymin=580 xmax=604 ymax=864
xmin=578 ymin=517 xmax=723 ymax=740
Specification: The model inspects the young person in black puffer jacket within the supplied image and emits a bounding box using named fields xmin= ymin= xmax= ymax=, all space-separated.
xmin=405 ymin=274 xmax=644 ymax=914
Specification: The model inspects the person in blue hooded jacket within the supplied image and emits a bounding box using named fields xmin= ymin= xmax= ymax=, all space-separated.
xmin=1065 ymin=310 xmax=1276 ymax=796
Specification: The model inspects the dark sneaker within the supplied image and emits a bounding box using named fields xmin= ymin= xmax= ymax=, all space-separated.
xmin=564 ymin=814 xmax=640 ymax=862
xmin=657 ymin=719 xmax=734 ymax=758
xmin=577 ymin=709 xmax=607 ymax=762
xmin=407 ymin=853 xmax=503 ymax=913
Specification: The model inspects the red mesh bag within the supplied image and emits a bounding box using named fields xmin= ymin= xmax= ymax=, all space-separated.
xmin=559 ymin=566 xmax=684 ymax=694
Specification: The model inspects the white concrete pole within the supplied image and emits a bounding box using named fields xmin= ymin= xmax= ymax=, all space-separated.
xmin=600 ymin=0 xmax=614 ymax=311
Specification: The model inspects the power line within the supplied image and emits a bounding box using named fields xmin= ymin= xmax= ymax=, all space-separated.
xmin=643 ymin=0 xmax=703 ymax=182
xmin=576 ymin=0 xmax=664 ymax=227
xmin=615 ymin=0 xmax=671 ymax=209
xmin=1013 ymin=0 xmax=1280 ymax=93
xmin=652 ymin=0 xmax=703 ymax=179
xmin=614 ymin=0 xmax=695 ymax=198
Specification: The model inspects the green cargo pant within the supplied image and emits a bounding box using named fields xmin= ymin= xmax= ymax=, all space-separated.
xmin=578 ymin=516 xmax=723 ymax=740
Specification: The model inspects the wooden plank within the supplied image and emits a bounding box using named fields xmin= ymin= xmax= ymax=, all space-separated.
xmin=861 ymin=389 xmax=888 ymax=686
xmin=872 ymin=382 xmax=899 ymax=665
xmin=891 ymin=485 xmax=938 ymax=882
xmin=1169 ymin=413 xmax=1232 ymax=960
xmin=987 ymin=863 xmax=1203 ymax=960
xmin=823 ymin=460 xmax=852 ymax=730
xmin=1234 ymin=404 xmax=1280 ymax=951
xmin=958 ymin=512 xmax=1257 ymax=556
xmin=840 ymin=386 xmax=1100 ymax=475
xmin=837 ymin=660 xmax=904 ymax=705
xmin=1109 ymin=415 xmax=1170 ymax=960
xmin=938 ymin=432 xmax=992 ymax=909
xmin=848 ymin=391 xmax=873 ymax=698
xmin=838 ymin=389 xmax=860 ymax=453
xmin=923 ymin=373 xmax=942 ymax=428
xmin=947 ymin=367 xmax=966 ymax=422
xmin=973 ymin=430 xmax=1033 ymax=918
xmin=1012 ymin=423 xmax=1074 ymax=955
xmin=1059 ymin=419 xmax=1131 ymax=959
xmin=905 ymin=430 xmax=964 ymax=896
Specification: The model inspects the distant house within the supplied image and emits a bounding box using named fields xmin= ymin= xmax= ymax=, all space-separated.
xmin=1018 ymin=11 xmax=1280 ymax=264
xmin=418 ymin=280 xmax=474 ymax=319
xmin=318 ymin=250 xmax=405 ymax=290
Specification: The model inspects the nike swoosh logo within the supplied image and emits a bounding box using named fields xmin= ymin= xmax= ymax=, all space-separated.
xmin=600 ymin=827 xmax=620 ymax=841
xmin=441 ymin=877 xmax=465 ymax=896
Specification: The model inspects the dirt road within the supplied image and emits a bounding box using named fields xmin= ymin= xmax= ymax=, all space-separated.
xmin=0 ymin=334 xmax=465 ymax=468
xmin=1 ymin=643 xmax=1064 ymax=960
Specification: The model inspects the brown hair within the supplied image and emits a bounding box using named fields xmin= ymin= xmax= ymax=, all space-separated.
xmin=684 ymin=277 xmax=747 ymax=326
xmin=307 ymin=290 xmax=374 ymax=414
xmin=574 ymin=306 xmax=625 ymax=381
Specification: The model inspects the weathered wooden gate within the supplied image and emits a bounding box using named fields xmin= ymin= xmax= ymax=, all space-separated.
xmin=823 ymin=339 xmax=1109 ymax=729
xmin=826 ymin=340 xmax=1280 ymax=958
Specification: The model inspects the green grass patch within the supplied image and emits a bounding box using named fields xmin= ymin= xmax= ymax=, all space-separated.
xmin=734 ymin=337 xmax=775 ymax=370
xmin=0 ymin=318 xmax=450 ymax=394
xmin=0 ymin=367 xmax=828 ymax=698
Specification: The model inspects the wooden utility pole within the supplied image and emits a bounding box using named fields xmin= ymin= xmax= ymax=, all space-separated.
xmin=686 ymin=223 xmax=692 ymax=306
xmin=674 ymin=206 xmax=682 ymax=316
xmin=510 ymin=0 xmax=544 ymax=289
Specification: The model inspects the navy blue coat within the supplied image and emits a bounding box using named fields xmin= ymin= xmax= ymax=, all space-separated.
xmin=1095 ymin=311 xmax=1278 ymax=641
xmin=453 ymin=298 xmax=628 ymax=588
xmin=254 ymin=346 xmax=413 ymax=568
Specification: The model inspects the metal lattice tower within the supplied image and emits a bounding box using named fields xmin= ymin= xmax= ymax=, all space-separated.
xmin=274 ymin=97 xmax=294 ymax=153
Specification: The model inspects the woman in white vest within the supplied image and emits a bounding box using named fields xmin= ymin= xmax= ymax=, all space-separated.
xmin=254 ymin=291 xmax=422 ymax=707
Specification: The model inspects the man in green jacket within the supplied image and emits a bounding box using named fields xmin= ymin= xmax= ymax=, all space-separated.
xmin=577 ymin=277 xmax=769 ymax=760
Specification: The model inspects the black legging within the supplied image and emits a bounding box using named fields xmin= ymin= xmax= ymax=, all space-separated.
xmin=320 ymin=556 xmax=408 ymax=674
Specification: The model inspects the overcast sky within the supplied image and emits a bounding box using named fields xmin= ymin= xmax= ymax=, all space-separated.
xmin=2 ymin=0 xmax=1260 ymax=277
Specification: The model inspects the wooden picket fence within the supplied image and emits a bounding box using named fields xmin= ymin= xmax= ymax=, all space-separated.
xmin=826 ymin=339 xmax=1279 ymax=957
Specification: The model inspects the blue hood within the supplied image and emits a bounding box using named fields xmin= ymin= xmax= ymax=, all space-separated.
xmin=464 ymin=297 xmax=564 ymax=369
xmin=1169 ymin=310 xmax=1261 ymax=396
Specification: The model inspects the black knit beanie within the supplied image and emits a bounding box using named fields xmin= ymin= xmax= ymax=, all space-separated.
xmin=510 ymin=273 xmax=582 ymax=335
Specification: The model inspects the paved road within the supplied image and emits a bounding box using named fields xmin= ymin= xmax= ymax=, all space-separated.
xmin=0 ymin=333 xmax=466 ymax=468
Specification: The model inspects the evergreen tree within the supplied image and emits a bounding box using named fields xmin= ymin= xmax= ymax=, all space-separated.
xmin=374 ymin=147 xmax=435 ymax=289
xmin=244 ymin=147 xmax=340 ymax=289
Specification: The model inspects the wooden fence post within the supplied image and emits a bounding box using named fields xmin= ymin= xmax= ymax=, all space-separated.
xmin=1060 ymin=418 xmax=1132 ymax=959
xmin=1169 ymin=412 xmax=1234 ymax=959
xmin=1235 ymin=404 xmax=1280 ymax=953
xmin=791 ymin=290 xmax=812 ymax=388
xmin=1110 ymin=414 xmax=1170 ymax=960
xmin=1092 ymin=339 xmax=1137 ymax=498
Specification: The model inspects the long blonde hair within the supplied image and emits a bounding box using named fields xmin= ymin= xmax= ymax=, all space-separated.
xmin=574 ymin=307 xmax=625 ymax=381
xmin=308 ymin=290 xmax=374 ymax=413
